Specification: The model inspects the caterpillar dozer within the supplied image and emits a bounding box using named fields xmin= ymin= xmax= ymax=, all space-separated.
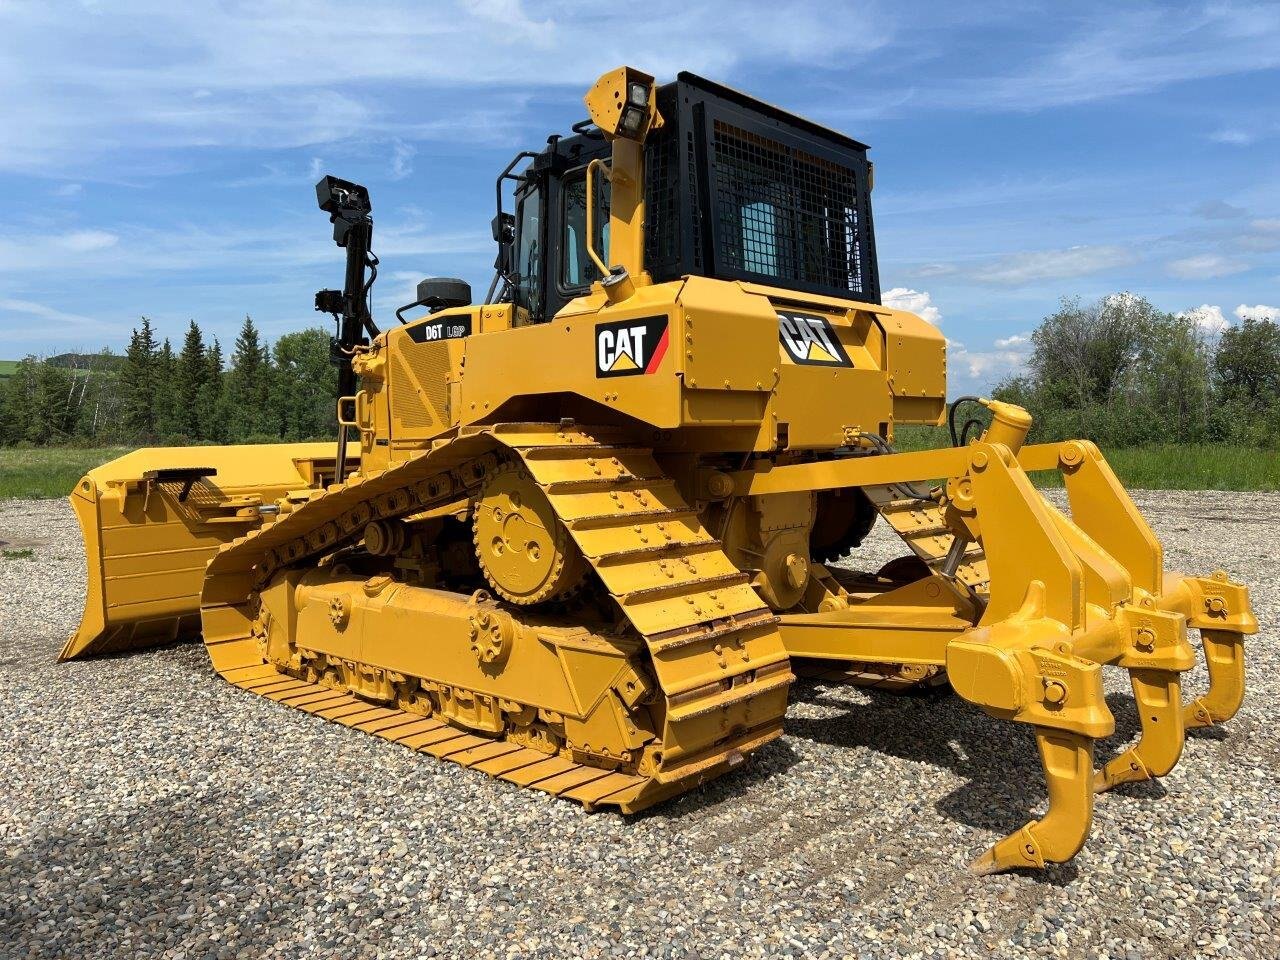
xmin=63 ymin=67 xmax=1256 ymax=873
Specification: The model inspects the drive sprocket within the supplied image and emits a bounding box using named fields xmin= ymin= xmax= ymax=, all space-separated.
xmin=473 ymin=460 xmax=585 ymax=605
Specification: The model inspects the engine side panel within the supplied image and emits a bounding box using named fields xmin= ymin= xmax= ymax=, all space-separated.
xmin=369 ymin=276 xmax=944 ymax=456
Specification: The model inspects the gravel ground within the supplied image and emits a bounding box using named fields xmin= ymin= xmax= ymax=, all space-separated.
xmin=1 ymin=491 xmax=1276 ymax=960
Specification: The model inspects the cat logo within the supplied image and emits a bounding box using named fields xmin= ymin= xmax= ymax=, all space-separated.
xmin=595 ymin=315 xmax=670 ymax=378
xmin=778 ymin=311 xmax=853 ymax=367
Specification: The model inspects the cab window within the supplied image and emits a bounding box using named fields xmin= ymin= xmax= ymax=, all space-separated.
xmin=561 ymin=169 xmax=611 ymax=290
xmin=741 ymin=200 xmax=779 ymax=275
xmin=514 ymin=184 xmax=543 ymax=318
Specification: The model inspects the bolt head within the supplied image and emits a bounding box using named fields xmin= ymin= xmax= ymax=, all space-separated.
xmin=783 ymin=553 xmax=809 ymax=589
xmin=1059 ymin=442 xmax=1084 ymax=467
xmin=1043 ymin=679 xmax=1068 ymax=705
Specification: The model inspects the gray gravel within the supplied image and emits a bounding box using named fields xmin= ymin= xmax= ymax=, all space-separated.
xmin=1 ymin=491 xmax=1276 ymax=959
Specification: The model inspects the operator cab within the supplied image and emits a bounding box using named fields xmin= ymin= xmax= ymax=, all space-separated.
xmin=497 ymin=72 xmax=881 ymax=325
xmin=509 ymin=132 xmax=613 ymax=322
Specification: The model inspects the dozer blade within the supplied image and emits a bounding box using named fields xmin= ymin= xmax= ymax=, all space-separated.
xmin=62 ymin=443 xmax=341 ymax=661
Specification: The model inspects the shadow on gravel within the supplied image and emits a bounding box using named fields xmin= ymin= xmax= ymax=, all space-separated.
xmin=0 ymin=787 xmax=308 ymax=959
xmin=1185 ymin=725 xmax=1229 ymax=742
xmin=1100 ymin=691 xmax=1143 ymax=744
xmin=776 ymin=680 xmax=1152 ymax=885
xmin=84 ymin=634 xmax=203 ymax=666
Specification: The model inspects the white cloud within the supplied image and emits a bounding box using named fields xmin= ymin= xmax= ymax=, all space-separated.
xmin=970 ymin=245 xmax=1133 ymax=285
xmin=1178 ymin=304 xmax=1229 ymax=334
xmin=947 ymin=336 xmax=1031 ymax=384
xmin=0 ymin=298 xmax=118 ymax=341
xmin=0 ymin=1 xmax=895 ymax=175
xmin=60 ymin=230 xmax=119 ymax=253
xmin=994 ymin=332 xmax=1031 ymax=349
xmin=1101 ymin=291 xmax=1148 ymax=312
xmin=1235 ymin=304 xmax=1280 ymax=322
xmin=1210 ymin=128 xmax=1258 ymax=146
xmin=0 ymin=221 xmax=486 ymax=278
xmin=390 ymin=141 xmax=416 ymax=180
xmin=0 ymin=230 xmax=121 ymax=269
xmin=911 ymin=263 xmax=959 ymax=279
xmin=53 ymin=182 xmax=83 ymax=198
xmin=882 ymin=287 xmax=942 ymax=325
xmin=222 ymin=158 xmax=326 ymax=189
xmin=1239 ymin=218 xmax=1280 ymax=252
xmin=917 ymin=3 xmax=1280 ymax=112
xmin=0 ymin=1 xmax=1272 ymax=180
xmin=1166 ymin=254 xmax=1249 ymax=279
xmin=1194 ymin=199 xmax=1246 ymax=220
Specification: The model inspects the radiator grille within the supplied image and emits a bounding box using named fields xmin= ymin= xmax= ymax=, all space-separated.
xmin=390 ymin=342 xmax=449 ymax=434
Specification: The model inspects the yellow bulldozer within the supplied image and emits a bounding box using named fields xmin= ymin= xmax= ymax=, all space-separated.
xmin=62 ymin=67 xmax=1256 ymax=874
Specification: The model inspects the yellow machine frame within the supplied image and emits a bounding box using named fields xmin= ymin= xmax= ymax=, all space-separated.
xmin=62 ymin=65 xmax=1256 ymax=875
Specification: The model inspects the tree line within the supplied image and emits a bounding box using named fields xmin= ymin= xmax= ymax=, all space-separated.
xmin=0 ymin=316 xmax=338 ymax=447
xmin=995 ymin=294 xmax=1280 ymax=447
xmin=5 ymin=293 xmax=1278 ymax=450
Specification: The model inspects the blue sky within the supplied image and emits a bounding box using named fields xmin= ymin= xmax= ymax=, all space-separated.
xmin=1 ymin=0 xmax=1277 ymax=390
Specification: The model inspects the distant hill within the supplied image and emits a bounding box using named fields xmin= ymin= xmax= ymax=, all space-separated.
xmin=0 ymin=355 xmax=123 ymax=381
xmin=47 ymin=353 xmax=125 ymax=372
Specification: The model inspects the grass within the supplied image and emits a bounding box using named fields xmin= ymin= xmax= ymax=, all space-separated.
xmin=2 ymin=548 xmax=34 ymax=559
xmin=0 ymin=360 xmax=19 ymax=379
xmin=892 ymin=425 xmax=1280 ymax=491
xmin=0 ymin=437 xmax=1276 ymax=500
xmin=1039 ymin=444 xmax=1280 ymax=491
xmin=0 ymin=447 xmax=129 ymax=500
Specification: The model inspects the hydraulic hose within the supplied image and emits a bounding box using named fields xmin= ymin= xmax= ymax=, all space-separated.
xmin=947 ymin=395 xmax=984 ymax=447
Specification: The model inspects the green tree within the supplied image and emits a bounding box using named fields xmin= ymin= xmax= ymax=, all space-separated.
xmin=75 ymin=348 xmax=124 ymax=443
xmin=53 ymin=354 xmax=95 ymax=442
xmin=119 ymin=317 xmax=159 ymax=440
xmin=31 ymin=361 xmax=75 ymax=444
xmin=0 ymin=357 xmax=39 ymax=445
xmin=270 ymin=327 xmax=338 ymax=440
xmin=197 ymin=338 xmax=225 ymax=442
xmin=0 ymin=358 xmax=77 ymax=445
xmin=1025 ymin=293 xmax=1153 ymax=409
xmin=1211 ymin=315 xmax=1280 ymax=445
xmin=1123 ymin=311 xmax=1212 ymax=444
xmin=1214 ymin=316 xmax=1280 ymax=404
xmin=995 ymin=293 xmax=1211 ymax=446
xmin=174 ymin=320 xmax=209 ymax=439
xmin=152 ymin=339 xmax=182 ymax=439
xmin=224 ymin=315 xmax=276 ymax=440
